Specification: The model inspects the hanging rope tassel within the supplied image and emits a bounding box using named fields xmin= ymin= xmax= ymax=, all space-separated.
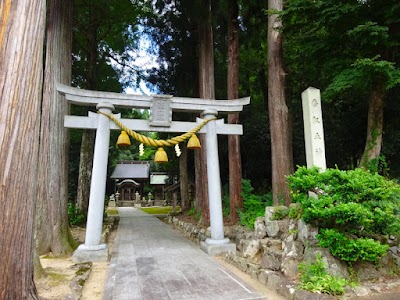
xmin=187 ymin=134 xmax=201 ymax=149
xmin=98 ymin=111 xmax=216 ymax=163
xmin=116 ymin=130 xmax=131 ymax=147
xmin=154 ymin=147 xmax=168 ymax=163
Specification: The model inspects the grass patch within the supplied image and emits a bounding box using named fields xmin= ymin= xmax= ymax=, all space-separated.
xmin=140 ymin=206 xmax=181 ymax=215
xmin=106 ymin=208 xmax=119 ymax=216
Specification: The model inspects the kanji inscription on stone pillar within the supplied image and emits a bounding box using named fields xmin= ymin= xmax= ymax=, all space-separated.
xmin=302 ymin=87 xmax=327 ymax=171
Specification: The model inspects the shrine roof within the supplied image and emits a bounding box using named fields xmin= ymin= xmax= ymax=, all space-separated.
xmin=116 ymin=179 xmax=140 ymax=186
xmin=111 ymin=161 xmax=150 ymax=179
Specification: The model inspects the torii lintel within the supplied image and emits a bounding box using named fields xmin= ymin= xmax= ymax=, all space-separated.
xmin=56 ymin=82 xmax=250 ymax=113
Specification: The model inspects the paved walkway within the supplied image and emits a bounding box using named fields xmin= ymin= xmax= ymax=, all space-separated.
xmin=104 ymin=207 xmax=268 ymax=300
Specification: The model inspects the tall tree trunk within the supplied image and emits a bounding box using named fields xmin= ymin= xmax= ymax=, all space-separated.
xmin=0 ymin=1 xmax=45 ymax=298
xmin=36 ymin=0 xmax=75 ymax=257
xmin=359 ymin=85 xmax=385 ymax=167
xmin=196 ymin=0 xmax=215 ymax=224
xmin=267 ymin=0 xmax=293 ymax=206
xmin=227 ymin=0 xmax=242 ymax=223
xmin=179 ymin=144 xmax=190 ymax=213
xmin=76 ymin=6 xmax=98 ymax=215
xmin=76 ymin=130 xmax=95 ymax=213
xmin=194 ymin=151 xmax=203 ymax=212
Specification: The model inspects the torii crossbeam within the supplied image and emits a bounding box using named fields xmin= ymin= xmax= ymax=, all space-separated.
xmin=57 ymin=83 xmax=250 ymax=262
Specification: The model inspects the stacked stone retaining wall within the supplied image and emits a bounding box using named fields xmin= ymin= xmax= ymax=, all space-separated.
xmin=168 ymin=206 xmax=400 ymax=299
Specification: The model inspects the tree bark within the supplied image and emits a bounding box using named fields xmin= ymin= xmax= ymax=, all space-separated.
xmin=268 ymin=0 xmax=293 ymax=206
xmin=196 ymin=0 xmax=215 ymax=223
xmin=359 ymin=85 xmax=385 ymax=167
xmin=227 ymin=0 xmax=243 ymax=223
xmin=76 ymin=4 xmax=98 ymax=216
xmin=76 ymin=129 xmax=95 ymax=213
xmin=179 ymin=144 xmax=190 ymax=213
xmin=36 ymin=0 xmax=75 ymax=256
xmin=0 ymin=0 xmax=45 ymax=298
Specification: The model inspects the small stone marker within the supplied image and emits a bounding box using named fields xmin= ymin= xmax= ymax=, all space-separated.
xmin=301 ymin=87 xmax=326 ymax=171
xmin=135 ymin=191 xmax=140 ymax=202
xmin=108 ymin=194 xmax=116 ymax=207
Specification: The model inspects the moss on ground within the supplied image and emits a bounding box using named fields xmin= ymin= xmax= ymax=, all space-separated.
xmin=47 ymin=271 xmax=69 ymax=287
xmin=75 ymin=267 xmax=91 ymax=276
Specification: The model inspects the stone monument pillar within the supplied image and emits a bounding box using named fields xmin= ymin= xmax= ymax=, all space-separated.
xmin=302 ymin=87 xmax=326 ymax=171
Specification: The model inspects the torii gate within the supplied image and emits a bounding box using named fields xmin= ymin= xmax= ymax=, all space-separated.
xmin=57 ymin=83 xmax=250 ymax=262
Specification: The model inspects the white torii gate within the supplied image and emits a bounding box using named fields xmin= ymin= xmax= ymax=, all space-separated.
xmin=57 ymin=83 xmax=250 ymax=262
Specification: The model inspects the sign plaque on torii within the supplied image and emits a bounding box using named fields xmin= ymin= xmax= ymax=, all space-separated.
xmin=57 ymin=83 xmax=250 ymax=262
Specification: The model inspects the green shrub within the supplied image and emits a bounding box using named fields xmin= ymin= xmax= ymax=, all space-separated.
xmin=288 ymin=205 xmax=303 ymax=220
xmin=238 ymin=179 xmax=273 ymax=229
xmin=271 ymin=206 xmax=290 ymax=220
xmin=68 ymin=202 xmax=86 ymax=226
xmin=287 ymin=166 xmax=400 ymax=264
xmin=318 ymin=229 xmax=389 ymax=263
xmin=187 ymin=207 xmax=196 ymax=216
xmin=298 ymin=253 xmax=347 ymax=295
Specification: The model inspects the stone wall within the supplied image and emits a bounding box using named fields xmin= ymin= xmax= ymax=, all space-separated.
xmin=169 ymin=206 xmax=400 ymax=299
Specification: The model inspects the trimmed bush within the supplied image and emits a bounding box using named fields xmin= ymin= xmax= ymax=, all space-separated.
xmin=287 ymin=166 xmax=400 ymax=264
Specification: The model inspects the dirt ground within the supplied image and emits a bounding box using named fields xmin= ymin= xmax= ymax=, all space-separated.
xmin=36 ymin=257 xmax=78 ymax=300
xmin=36 ymin=227 xmax=113 ymax=300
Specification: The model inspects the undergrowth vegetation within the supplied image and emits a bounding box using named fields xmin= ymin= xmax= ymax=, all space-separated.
xmin=67 ymin=202 xmax=86 ymax=226
xmin=238 ymin=179 xmax=273 ymax=229
xmin=298 ymin=253 xmax=347 ymax=295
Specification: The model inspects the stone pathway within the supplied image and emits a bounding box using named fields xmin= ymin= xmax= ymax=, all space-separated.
xmin=104 ymin=207 xmax=268 ymax=300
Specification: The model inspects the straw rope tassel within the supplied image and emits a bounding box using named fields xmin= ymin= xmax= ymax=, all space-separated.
xmin=98 ymin=111 xmax=216 ymax=147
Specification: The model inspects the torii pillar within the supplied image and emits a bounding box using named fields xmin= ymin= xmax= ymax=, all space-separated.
xmin=73 ymin=102 xmax=113 ymax=262
xmin=200 ymin=109 xmax=236 ymax=254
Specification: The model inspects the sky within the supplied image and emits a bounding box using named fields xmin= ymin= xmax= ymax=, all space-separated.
xmin=109 ymin=26 xmax=160 ymax=96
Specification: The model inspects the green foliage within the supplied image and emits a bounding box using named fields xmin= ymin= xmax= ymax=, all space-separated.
xmin=238 ymin=179 xmax=273 ymax=229
xmin=282 ymin=0 xmax=400 ymax=173
xmin=368 ymin=155 xmax=389 ymax=176
xmin=298 ymin=253 xmax=347 ymax=295
xmin=271 ymin=206 xmax=290 ymax=220
xmin=288 ymin=205 xmax=303 ymax=220
xmin=67 ymin=202 xmax=86 ymax=226
xmin=187 ymin=207 xmax=196 ymax=216
xmin=324 ymin=56 xmax=400 ymax=101
xmin=318 ymin=229 xmax=389 ymax=263
xmin=186 ymin=207 xmax=201 ymax=222
xmin=288 ymin=166 xmax=400 ymax=263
